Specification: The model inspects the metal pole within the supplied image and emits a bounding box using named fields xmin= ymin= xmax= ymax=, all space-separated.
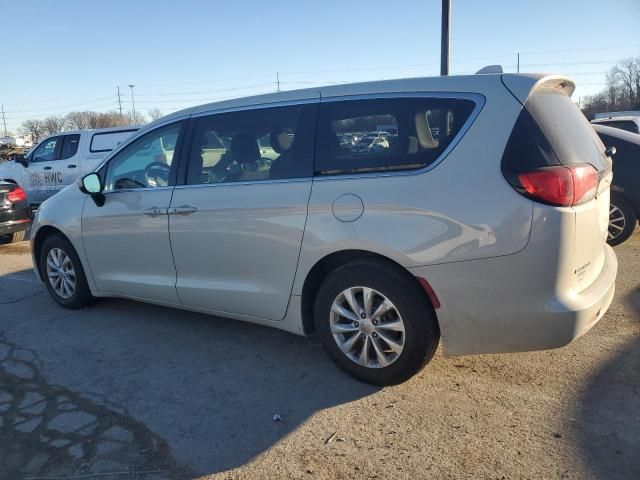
xmin=440 ymin=0 xmax=451 ymax=76
xmin=117 ymin=86 xmax=123 ymax=116
xmin=517 ymin=53 xmax=520 ymax=73
xmin=1 ymin=105 xmax=7 ymax=136
xmin=128 ymin=85 xmax=136 ymax=121
xmin=276 ymin=72 xmax=280 ymax=92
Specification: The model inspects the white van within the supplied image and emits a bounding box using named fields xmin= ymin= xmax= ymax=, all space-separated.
xmin=0 ymin=126 xmax=138 ymax=206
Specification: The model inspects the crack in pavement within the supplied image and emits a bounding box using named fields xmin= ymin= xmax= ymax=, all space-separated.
xmin=0 ymin=334 xmax=194 ymax=479
xmin=0 ymin=291 xmax=45 ymax=306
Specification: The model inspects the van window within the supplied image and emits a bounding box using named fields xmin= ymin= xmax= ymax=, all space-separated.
xmin=315 ymin=97 xmax=476 ymax=175
xmin=90 ymin=129 xmax=138 ymax=153
xmin=104 ymin=122 xmax=183 ymax=191
xmin=61 ymin=134 xmax=80 ymax=159
xmin=503 ymin=89 xmax=607 ymax=173
xmin=186 ymin=104 xmax=316 ymax=185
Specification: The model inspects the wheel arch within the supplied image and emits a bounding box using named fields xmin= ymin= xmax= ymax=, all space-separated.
xmin=32 ymin=225 xmax=70 ymax=281
xmin=300 ymin=249 xmax=439 ymax=335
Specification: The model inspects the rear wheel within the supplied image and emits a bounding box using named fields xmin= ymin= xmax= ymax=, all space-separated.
xmin=608 ymin=195 xmax=636 ymax=246
xmin=0 ymin=230 xmax=26 ymax=244
xmin=314 ymin=259 xmax=440 ymax=385
xmin=39 ymin=235 xmax=92 ymax=309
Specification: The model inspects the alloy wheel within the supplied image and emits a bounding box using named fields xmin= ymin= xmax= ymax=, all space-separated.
xmin=330 ymin=286 xmax=405 ymax=368
xmin=608 ymin=204 xmax=626 ymax=242
xmin=46 ymin=248 xmax=76 ymax=299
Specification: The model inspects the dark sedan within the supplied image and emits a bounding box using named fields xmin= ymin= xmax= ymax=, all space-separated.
xmin=0 ymin=181 xmax=31 ymax=244
xmin=593 ymin=124 xmax=640 ymax=245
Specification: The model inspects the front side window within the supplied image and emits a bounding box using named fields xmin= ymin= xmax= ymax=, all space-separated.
xmin=32 ymin=137 xmax=61 ymax=162
xmin=186 ymin=104 xmax=315 ymax=185
xmin=315 ymin=97 xmax=476 ymax=174
xmin=61 ymin=134 xmax=80 ymax=160
xmin=104 ymin=122 xmax=183 ymax=191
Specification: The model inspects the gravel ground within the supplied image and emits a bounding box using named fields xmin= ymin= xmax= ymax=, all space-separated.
xmin=0 ymin=234 xmax=638 ymax=479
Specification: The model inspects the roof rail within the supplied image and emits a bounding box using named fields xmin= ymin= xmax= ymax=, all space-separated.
xmin=476 ymin=65 xmax=504 ymax=74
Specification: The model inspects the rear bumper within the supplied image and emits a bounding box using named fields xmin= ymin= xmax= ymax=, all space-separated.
xmin=0 ymin=218 xmax=31 ymax=236
xmin=409 ymin=244 xmax=618 ymax=356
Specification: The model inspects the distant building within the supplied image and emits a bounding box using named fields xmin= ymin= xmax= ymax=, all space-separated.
xmin=0 ymin=136 xmax=16 ymax=146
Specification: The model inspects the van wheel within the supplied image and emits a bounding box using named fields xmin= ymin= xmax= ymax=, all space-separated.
xmin=314 ymin=259 xmax=440 ymax=385
xmin=608 ymin=195 xmax=636 ymax=246
xmin=39 ymin=235 xmax=92 ymax=309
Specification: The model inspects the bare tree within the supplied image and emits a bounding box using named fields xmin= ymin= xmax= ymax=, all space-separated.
xmin=582 ymin=56 xmax=640 ymax=119
xmin=125 ymin=111 xmax=147 ymax=125
xmin=19 ymin=120 xmax=46 ymax=144
xmin=65 ymin=111 xmax=92 ymax=130
xmin=147 ymin=108 xmax=163 ymax=121
xmin=42 ymin=116 xmax=67 ymax=135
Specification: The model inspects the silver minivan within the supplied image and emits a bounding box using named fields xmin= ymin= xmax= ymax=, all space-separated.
xmin=30 ymin=73 xmax=617 ymax=385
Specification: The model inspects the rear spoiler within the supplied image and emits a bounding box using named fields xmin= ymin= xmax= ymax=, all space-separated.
xmin=501 ymin=74 xmax=576 ymax=106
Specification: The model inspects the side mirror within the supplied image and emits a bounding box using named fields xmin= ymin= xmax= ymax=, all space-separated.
xmin=15 ymin=155 xmax=28 ymax=168
xmin=79 ymin=173 xmax=105 ymax=206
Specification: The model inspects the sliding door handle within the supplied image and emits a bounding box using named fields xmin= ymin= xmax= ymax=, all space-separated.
xmin=143 ymin=207 xmax=167 ymax=217
xmin=169 ymin=205 xmax=197 ymax=216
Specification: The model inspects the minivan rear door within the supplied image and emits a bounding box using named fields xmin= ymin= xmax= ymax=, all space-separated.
xmin=169 ymin=99 xmax=319 ymax=321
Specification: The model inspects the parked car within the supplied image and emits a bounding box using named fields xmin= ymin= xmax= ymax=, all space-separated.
xmin=591 ymin=116 xmax=640 ymax=134
xmin=593 ymin=124 xmax=640 ymax=245
xmin=0 ymin=181 xmax=31 ymax=244
xmin=351 ymin=135 xmax=390 ymax=154
xmin=0 ymin=126 xmax=138 ymax=208
xmin=30 ymin=73 xmax=617 ymax=385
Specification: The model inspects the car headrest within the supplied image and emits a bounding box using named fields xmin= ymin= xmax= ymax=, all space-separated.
xmin=271 ymin=131 xmax=293 ymax=154
xmin=230 ymin=133 xmax=260 ymax=164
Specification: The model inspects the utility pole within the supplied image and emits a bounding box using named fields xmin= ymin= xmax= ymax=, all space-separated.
xmin=440 ymin=0 xmax=451 ymax=76
xmin=276 ymin=72 xmax=280 ymax=92
xmin=117 ymin=86 xmax=123 ymax=116
xmin=1 ymin=105 xmax=7 ymax=136
xmin=517 ymin=53 xmax=520 ymax=73
xmin=128 ymin=84 xmax=136 ymax=121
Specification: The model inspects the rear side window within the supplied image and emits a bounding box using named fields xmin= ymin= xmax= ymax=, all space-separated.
xmin=90 ymin=130 xmax=138 ymax=153
xmin=61 ymin=134 xmax=80 ymax=159
xmin=503 ymin=88 xmax=607 ymax=173
xmin=315 ymin=97 xmax=476 ymax=175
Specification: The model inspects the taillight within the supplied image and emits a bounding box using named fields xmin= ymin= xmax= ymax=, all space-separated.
xmin=513 ymin=164 xmax=598 ymax=207
xmin=7 ymin=186 xmax=27 ymax=203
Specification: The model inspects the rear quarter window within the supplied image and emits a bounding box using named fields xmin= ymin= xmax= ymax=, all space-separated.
xmin=90 ymin=130 xmax=138 ymax=153
xmin=315 ymin=97 xmax=476 ymax=175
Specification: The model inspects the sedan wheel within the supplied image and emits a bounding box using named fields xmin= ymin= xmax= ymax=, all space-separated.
xmin=607 ymin=196 xmax=637 ymax=246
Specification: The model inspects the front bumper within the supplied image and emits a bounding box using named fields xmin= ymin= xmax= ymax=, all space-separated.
xmin=409 ymin=244 xmax=618 ymax=356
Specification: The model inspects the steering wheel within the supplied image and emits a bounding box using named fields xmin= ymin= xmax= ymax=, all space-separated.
xmin=144 ymin=162 xmax=170 ymax=188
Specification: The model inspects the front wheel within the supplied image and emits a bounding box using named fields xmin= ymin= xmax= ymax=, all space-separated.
xmin=0 ymin=230 xmax=26 ymax=244
xmin=39 ymin=235 xmax=93 ymax=309
xmin=314 ymin=260 xmax=440 ymax=385
xmin=608 ymin=195 xmax=637 ymax=246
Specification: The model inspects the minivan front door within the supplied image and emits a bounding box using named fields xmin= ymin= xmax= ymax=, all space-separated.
xmin=82 ymin=121 xmax=185 ymax=303
xmin=169 ymin=103 xmax=317 ymax=320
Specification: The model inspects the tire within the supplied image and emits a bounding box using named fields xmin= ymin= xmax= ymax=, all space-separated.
xmin=39 ymin=234 xmax=92 ymax=309
xmin=0 ymin=230 xmax=25 ymax=244
xmin=314 ymin=259 xmax=440 ymax=386
xmin=608 ymin=195 xmax=637 ymax=246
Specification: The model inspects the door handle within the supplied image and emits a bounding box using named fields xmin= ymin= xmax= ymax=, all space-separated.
xmin=169 ymin=205 xmax=197 ymax=216
xmin=143 ymin=207 xmax=167 ymax=217
xmin=43 ymin=166 xmax=52 ymax=170
xmin=68 ymin=164 xmax=77 ymax=169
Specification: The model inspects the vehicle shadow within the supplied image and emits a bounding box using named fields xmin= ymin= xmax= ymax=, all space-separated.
xmin=0 ymin=271 xmax=379 ymax=477
xmin=570 ymin=288 xmax=640 ymax=480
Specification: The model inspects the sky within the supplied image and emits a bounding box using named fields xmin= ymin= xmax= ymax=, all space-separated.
xmin=1 ymin=0 xmax=639 ymax=134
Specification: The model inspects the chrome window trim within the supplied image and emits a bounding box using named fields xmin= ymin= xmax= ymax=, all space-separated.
xmin=172 ymin=177 xmax=311 ymax=191
xmin=313 ymin=91 xmax=486 ymax=182
xmin=102 ymin=185 xmax=175 ymax=195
